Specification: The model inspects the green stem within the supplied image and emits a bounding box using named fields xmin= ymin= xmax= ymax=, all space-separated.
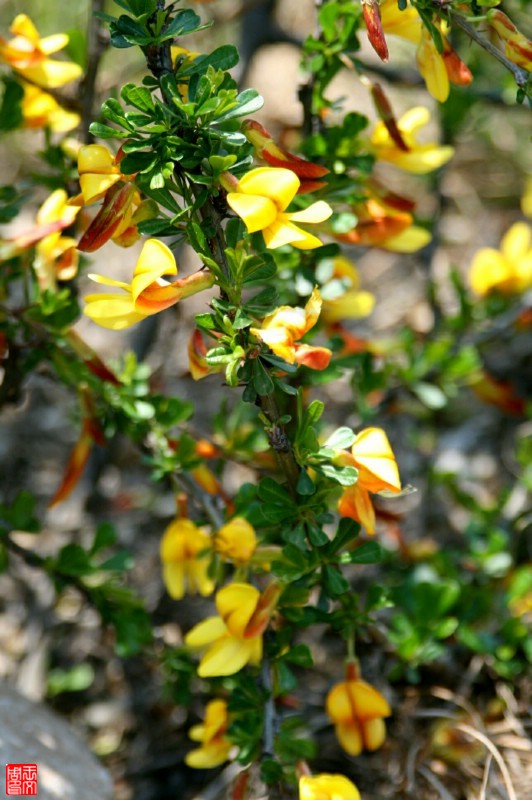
xmin=451 ymin=12 xmax=530 ymax=92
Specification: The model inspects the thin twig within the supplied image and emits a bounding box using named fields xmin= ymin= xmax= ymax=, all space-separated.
xmin=479 ymin=753 xmax=493 ymax=800
xmin=79 ymin=0 xmax=108 ymax=142
xmin=261 ymin=650 xmax=276 ymax=759
xmin=451 ymin=13 xmax=529 ymax=91
xmin=176 ymin=473 xmax=225 ymax=529
xmin=259 ymin=392 xmax=301 ymax=492
xmin=455 ymin=723 xmax=518 ymax=800
xmin=417 ymin=765 xmax=457 ymax=800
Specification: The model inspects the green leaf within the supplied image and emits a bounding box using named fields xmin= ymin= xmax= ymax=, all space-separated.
xmin=412 ymin=382 xmax=447 ymax=409
xmin=297 ymin=469 xmax=315 ymax=496
xmin=91 ymin=522 xmax=116 ymax=554
xmin=111 ymin=15 xmax=154 ymax=47
xmin=305 ymin=399 xmax=324 ymax=427
xmin=121 ymin=83 xmax=155 ymax=112
xmin=181 ymin=45 xmax=240 ymax=77
xmin=283 ymin=644 xmax=314 ymax=667
xmin=100 ymin=551 xmax=135 ymax=571
xmin=47 ymin=664 xmax=94 ymax=697
xmin=158 ymin=9 xmax=202 ymax=41
xmin=88 ymin=121 xmax=129 ymax=139
xmin=0 ymin=78 xmax=23 ymax=132
xmin=55 ymin=544 xmax=92 ymax=577
xmin=275 ymin=660 xmax=297 ymax=693
xmin=322 ymin=564 xmax=350 ymax=597
xmin=101 ymin=97 xmax=132 ymax=128
xmin=242 ymin=254 xmax=277 ymax=285
xmin=329 ymin=518 xmax=360 ymax=553
xmin=0 ymin=491 xmax=39 ymax=532
xmin=324 ymin=426 xmax=355 ymax=450
xmin=253 ymin=358 xmax=274 ymax=396
xmin=244 ymin=287 xmax=278 ymax=314
xmin=307 ymin=522 xmax=328 ymax=547
xmin=315 ymin=462 xmax=358 ymax=486
xmin=215 ymin=88 xmax=264 ymax=121
xmin=258 ymin=478 xmax=295 ymax=507
xmin=340 ymin=540 xmax=382 ymax=564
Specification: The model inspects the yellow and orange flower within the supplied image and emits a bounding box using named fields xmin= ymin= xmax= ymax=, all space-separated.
xmin=21 ymin=82 xmax=80 ymax=132
xmin=74 ymin=144 xmax=128 ymax=207
xmin=49 ymin=389 xmax=105 ymax=507
xmin=250 ymin=287 xmax=332 ymax=370
xmin=378 ymin=1 xmax=472 ymax=102
xmin=299 ymin=773 xmax=361 ymax=800
xmin=334 ymin=197 xmax=431 ymax=252
xmin=469 ymin=222 xmax=532 ymax=296
xmin=32 ymin=190 xmax=80 ymax=290
xmin=185 ymin=582 xmax=280 ymax=677
xmin=487 ymin=9 xmax=532 ymax=71
xmin=242 ymin=120 xmax=329 ymax=194
xmin=370 ymin=106 xmax=454 ymax=174
xmin=225 ymin=167 xmax=332 ymax=249
xmin=84 ymin=238 xmax=215 ymax=330
xmin=185 ymin=699 xmax=233 ymax=769
xmin=320 ymin=256 xmax=375 ymax=324
xmin=0 ymin=14 xmax=82 ymax=89
xmin=326 ymin=662 xmax=391 ymax=756
xmin=72 ymin=144 xmax=158 ymax=251
xmin=336 ymin=427 xmax=401 ymax=534
xmin=160 ymin=517 xmax=214 ymax=600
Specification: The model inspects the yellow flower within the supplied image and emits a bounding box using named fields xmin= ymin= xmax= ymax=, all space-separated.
xmin=416 ymin=27 xmax=450 ymax=102
xmin=326 ymin=664 xmax=391 ymax=756
xmin=21 ymin=82 xmax=80 ymax=132
xmin=31 ymin=189 xmax=80 ymax=291
xmin=75 ymin=144 xmax=126 ymax=206
xmin=379 ymin=0 xmax=421 ymax=45
xmin=299 ymin=774 xmax=361 ymax=800
xmin=226 ymin=167 xmax=332 ymax=249
xmin=371 ymin=107 xmax=454 ymax=174
xmin=250 ymin=287 xmax=332 ymax=370
xmin=336 ymin=428 xmax=401 ymax=535
xmin=469 ymin=222 xmax=532 ymax=296
xmin=379 ymin=2 xmax=472 ymax=103
xmin=0 ymin=14 xmax=82 ymax=89
xmin=321 ymin=256 xmax=375 ymax=324
xmin=84 ymin=238 xmax=215 ymax=330
xmin=185 ymin=699 xmax=233 ymax=769
xmin=215 ymin=517 xmax=257 ymax=564
xmin=185 ymin=582 xmax=269 ymax=677
xmin=160 ymin=517 xmax=214 ymax=600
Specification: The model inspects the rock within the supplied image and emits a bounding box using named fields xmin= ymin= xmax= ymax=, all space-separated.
xmin=0 ymin=684 xmax=112 ymax=800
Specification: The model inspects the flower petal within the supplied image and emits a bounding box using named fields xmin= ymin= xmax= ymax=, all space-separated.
xmin=18 ymin=59 xmax=82 ymax=89
xmin=80 ymin=173 xmax=121 ymax=205
xmin=289 ymin=200 xmax=333 ymax=224
xmin=351 ymin=428 xmax=401 ymax=493
xmin=163 ymin=563 xmax=186 ymax=599
xmin=198 ymin=636 xmax=257 ymax=677
xmin=185 ymin=616 xmax=228 ymax=647
xmin=216 ymin=583 xmax=260 ymax=637
xmin=264 ymin=219 xmax=323 ymax=250
xmin=237 ymin=167 xmax=299 ymax=210
xmin=132 ymin=238 xmax=178 ymax=300
xmin=83 ymin=293 xmax=145 ymax=330
xmin=226 ymin=192 xmax=277 ymax=233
